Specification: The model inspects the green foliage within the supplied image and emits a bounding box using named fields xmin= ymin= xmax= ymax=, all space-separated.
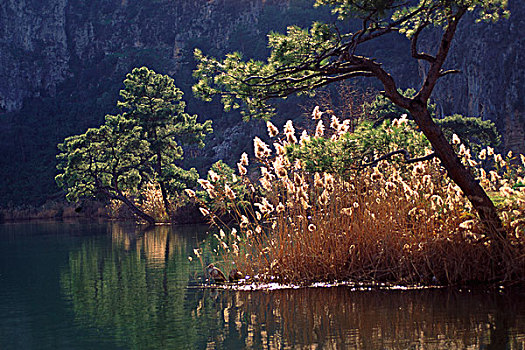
xmin=392 ymin=0 xmax=509 ymax=38
xmin=366 ymin=89 xmax=409 ymax=122
xmin=364 ymin=88 xmax=437 ymax=121
xmin=315 ymin=0 xmax=403 ymax=19
xmin=119 ymin=66 xmax=212 ymax=149
xmin=287 ymin=117 xmax=431 ymax=175
xmin=436 ymin=114 xmax=501 ymax=152
xmin=314 ymin=0 xmax=509 ymax=26
xmin=56 ymin=122 xmax=147 ymax=202
xmin=116 ymin=67 xmax=212 ymax=200
xmin=193 ymin=21 xmax=341 ymax=120
xmin=364 ymin=89 xmax=501 ymax=152
xmin=289 ymin=87 xmax=500 ymax=177
xmin=56 ymin=67 xmax=212 ymax=216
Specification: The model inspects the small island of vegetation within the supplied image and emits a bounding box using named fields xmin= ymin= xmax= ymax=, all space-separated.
xmin=55 ymin=0 xmax=524 ymax=288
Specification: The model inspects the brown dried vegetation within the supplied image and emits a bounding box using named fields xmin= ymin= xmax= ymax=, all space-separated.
xmin=195 ymin=112 xmax=525 ymax=287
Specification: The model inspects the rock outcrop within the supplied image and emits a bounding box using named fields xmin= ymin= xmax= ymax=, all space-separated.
xmin=0 ymin=0 xmax=286 ymax=113
xmin=431 ymin=1 xmax=525 ymax=153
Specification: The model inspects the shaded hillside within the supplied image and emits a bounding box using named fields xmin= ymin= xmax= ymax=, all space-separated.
xmin=0 ymin=0 xmax=328 ymax=205
xmin=0 ymin=0 xmax=523 ymax=206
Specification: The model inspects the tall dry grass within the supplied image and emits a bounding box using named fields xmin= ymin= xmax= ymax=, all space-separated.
xmin=107 ymin=182 xmax=175 ymax=223
xmin=192 ymin=112 xmax=525 ymax=286
xmin=138 ymin=182 xmax=171 ymax=223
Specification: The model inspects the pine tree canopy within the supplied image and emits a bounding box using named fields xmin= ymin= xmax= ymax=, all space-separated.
xmin=193 ymin=0 xmax=508 ymax=120
xmin=56 ymin=67 xmax=212 ymax=217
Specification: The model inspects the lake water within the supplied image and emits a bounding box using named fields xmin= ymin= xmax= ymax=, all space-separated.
xmin=0 ymin=221 xmax=524 ymax=349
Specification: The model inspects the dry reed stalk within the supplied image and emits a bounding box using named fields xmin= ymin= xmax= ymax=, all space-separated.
xmin=138 ymin=182 xmax=171 ymax=223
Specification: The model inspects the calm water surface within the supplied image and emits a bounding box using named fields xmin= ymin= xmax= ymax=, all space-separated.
xmin=0 ymin=221 xmax=524 ymax=349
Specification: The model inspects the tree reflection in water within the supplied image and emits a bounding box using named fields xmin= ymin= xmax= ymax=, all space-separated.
xmin=60 ymin=223 xmax=205 ymax=349
xmin=60 ymin=224 xmax=525 ymax=349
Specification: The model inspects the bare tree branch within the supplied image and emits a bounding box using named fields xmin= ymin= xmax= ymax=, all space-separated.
xmin=263 ymin=71 xmax=375 ymax=99
xmin=411 ymin=23 xmax=436 ymax=63
xmin=361 ymin=150 xmax=436 ymax=169
xmin=417 ymin=7 xmax=466 ymax=102
xmin=346 ymin=0 xmax=430 ymax=52
xmin=439 ymin=69 xmax=461 ymax=78
xmin=242 ymin=63 xmax=371 ymax=88
xmin=348 ymin=55 xmax=411 ymax=109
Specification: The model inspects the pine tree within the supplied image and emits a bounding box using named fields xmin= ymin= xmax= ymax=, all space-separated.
xmin=56 ymin=67 xmax=212 ymax=224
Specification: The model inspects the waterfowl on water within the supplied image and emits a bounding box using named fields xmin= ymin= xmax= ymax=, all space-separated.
xmin=229 ymin=268 xmax=243 ymax=283
xmin=206 ymin=263 xmax=227 ymax=284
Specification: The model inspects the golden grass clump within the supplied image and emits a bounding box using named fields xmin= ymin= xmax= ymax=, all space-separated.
xmin=194 ymin=110 xmax=525 ymax=286
xmin=107 ymin=183 xmax=172 ymax=222
xmin=138 ymin=182 xmax=171 ymax=223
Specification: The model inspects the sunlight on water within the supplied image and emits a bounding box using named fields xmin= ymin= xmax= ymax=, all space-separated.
xmin=0 ymin=221 xmax=524 ymax=349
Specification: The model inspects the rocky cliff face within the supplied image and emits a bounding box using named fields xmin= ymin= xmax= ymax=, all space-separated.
xmin=0 ymin=0 xmax=292 ymax=205
xmin=0 ymin=0 xmax=69 ymax=112
xmin=1 ymin=0 xmax=523 ymax=150
xmin=0 ymin=0 xmax=286 ymax=113
xmin=430 ymin=1 xmax=525 ymax=153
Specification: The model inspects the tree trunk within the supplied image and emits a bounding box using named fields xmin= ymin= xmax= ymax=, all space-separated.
xmin=114 ymin=192 xmax=156 ymax=225
xmin=159 ymin=181 xmax=174 ymax=221
xmin=155 ymin=146 xmax=173 ymax=221
xmin=409 ymin=100 xmax=505 ymax=241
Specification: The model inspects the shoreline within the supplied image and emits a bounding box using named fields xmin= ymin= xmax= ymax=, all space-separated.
xmin=0 ymin=201 xmax=109 ymax=223
xmin=0 ymin=200 xmax=207 ymax=225
xmin=189 ymin=279 xmax=525 ymax=291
